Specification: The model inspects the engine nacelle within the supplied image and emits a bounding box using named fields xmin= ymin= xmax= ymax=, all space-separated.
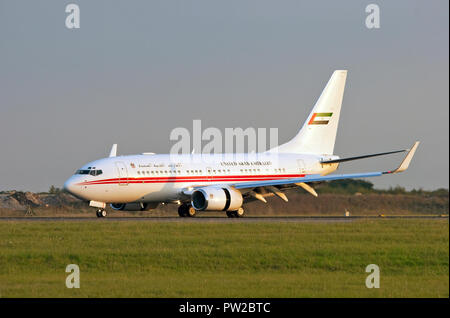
xmin=110 ymin=203 xmax=151 ymax=211
xmin=191 ymin=187 xmax=243 ymax=211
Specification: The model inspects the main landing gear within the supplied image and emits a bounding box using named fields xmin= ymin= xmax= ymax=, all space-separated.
xmin=96 ymin=209 xmax=107 ymax=218
xmin=226 ymin=207 xmax=245 ymax=218
xmin=178 ymin=204 xmax=197 ymax=217
xmin=177 ymin=204 xmax=245 ymax=218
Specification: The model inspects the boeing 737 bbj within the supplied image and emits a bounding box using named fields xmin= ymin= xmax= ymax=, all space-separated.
xmin=63 ymin=70 xmax=419 ymax=218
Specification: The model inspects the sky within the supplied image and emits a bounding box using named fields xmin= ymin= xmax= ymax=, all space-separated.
xmin=0 ymin=0 xmax=448 ymax=192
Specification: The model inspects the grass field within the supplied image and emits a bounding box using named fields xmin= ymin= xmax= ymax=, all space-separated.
xmin=0 ymin=219 xmax=448 ymax=298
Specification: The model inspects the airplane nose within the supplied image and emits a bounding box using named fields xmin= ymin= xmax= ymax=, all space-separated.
xmin=64 ymin=176 xmax=87 ymax=201
xmin=63 ymin=177 xmax=77 ymax=196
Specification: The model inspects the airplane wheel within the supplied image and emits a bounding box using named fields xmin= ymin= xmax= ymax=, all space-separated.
xmin=227 ymin=208 xmax=244 ymax=218
xmin=226 ymin=211 xmax=235 ymax=218
xmin=178 ymin=204 xmax=188 ymax=217
xmin=235 ymin=207 xmax=245 ymax=217
xmin=96 ymin=209 xmax=107 ymax=218
xmin=187 ymin=206 xmax=197 ymax=217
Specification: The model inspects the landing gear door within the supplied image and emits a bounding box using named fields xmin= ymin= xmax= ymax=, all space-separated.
xmin=297 ymin=159 xmax=306 ymax=174
xmin=115 ymin=162 xmax=128 ymax=185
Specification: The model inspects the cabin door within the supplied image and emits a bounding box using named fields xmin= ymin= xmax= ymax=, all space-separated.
xmin=115 ymin=162 xmax=129 ymax=185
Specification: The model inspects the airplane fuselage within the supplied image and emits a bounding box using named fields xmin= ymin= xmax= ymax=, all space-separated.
xmin=64 ymin=153 xmax=339 ymax=204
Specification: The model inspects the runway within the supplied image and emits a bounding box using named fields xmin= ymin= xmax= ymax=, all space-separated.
xmin=0 ymin=215 xmax=446 ymax=223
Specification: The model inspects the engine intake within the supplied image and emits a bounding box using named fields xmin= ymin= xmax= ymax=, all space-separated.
xmin=191 ymin=187 xmax=243 ymax=211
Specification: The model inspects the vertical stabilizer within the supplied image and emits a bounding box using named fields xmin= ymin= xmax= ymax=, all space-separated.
xmin=271 ymin=70 xmax=347 ymax=155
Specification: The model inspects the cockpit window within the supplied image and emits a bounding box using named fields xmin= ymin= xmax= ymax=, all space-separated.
xmin=76 ymin=169 xmax=103 ymax=176
xmin=90 ymin=170 xmax=103 ymax=176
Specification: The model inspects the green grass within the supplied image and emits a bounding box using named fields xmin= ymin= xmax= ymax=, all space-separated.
xmin=0 ymin=219 xmax=448 ymax=297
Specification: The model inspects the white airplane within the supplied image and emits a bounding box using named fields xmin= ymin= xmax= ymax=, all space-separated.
xmin=63 ymin=70 xmax=419 ymax=218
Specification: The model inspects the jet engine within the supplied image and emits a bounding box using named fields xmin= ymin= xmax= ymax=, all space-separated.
xmin=191 ymin=187 xmax=243 ymax=211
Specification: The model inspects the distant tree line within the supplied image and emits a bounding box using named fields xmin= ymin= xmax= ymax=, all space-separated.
xmin=48 ymin=185 xmax=63 ymax=194
xmin=1 ymin=182 xmax=447 ymax=198
xmin=315 ymin=179 xmax=449 ymax=197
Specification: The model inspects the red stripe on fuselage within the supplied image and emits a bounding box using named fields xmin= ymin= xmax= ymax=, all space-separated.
xmin=76 ymin=174 xmax=306 ymax=186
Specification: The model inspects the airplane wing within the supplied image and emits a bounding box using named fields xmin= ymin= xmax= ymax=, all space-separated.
xmin=233 ymin=141 xmax=419 ymax=191
xmin=233 ymin=171 xmax=383 ymax=190
xmin=181 ymin=142 xmax=419 ymax=201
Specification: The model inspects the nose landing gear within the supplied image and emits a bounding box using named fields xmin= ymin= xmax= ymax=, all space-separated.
xmin=96 ymin=209 xmax=107 ymax=218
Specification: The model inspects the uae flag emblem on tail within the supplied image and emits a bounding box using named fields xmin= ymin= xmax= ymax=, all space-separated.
xmin=308 ymin=112 xmax=333 ymax=125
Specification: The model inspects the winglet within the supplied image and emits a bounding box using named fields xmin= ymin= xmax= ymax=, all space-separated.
xmin=109 ymin=144 xmax=118 ymax=157
xmin=384 ymin=141 xmax=419 ymax=174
